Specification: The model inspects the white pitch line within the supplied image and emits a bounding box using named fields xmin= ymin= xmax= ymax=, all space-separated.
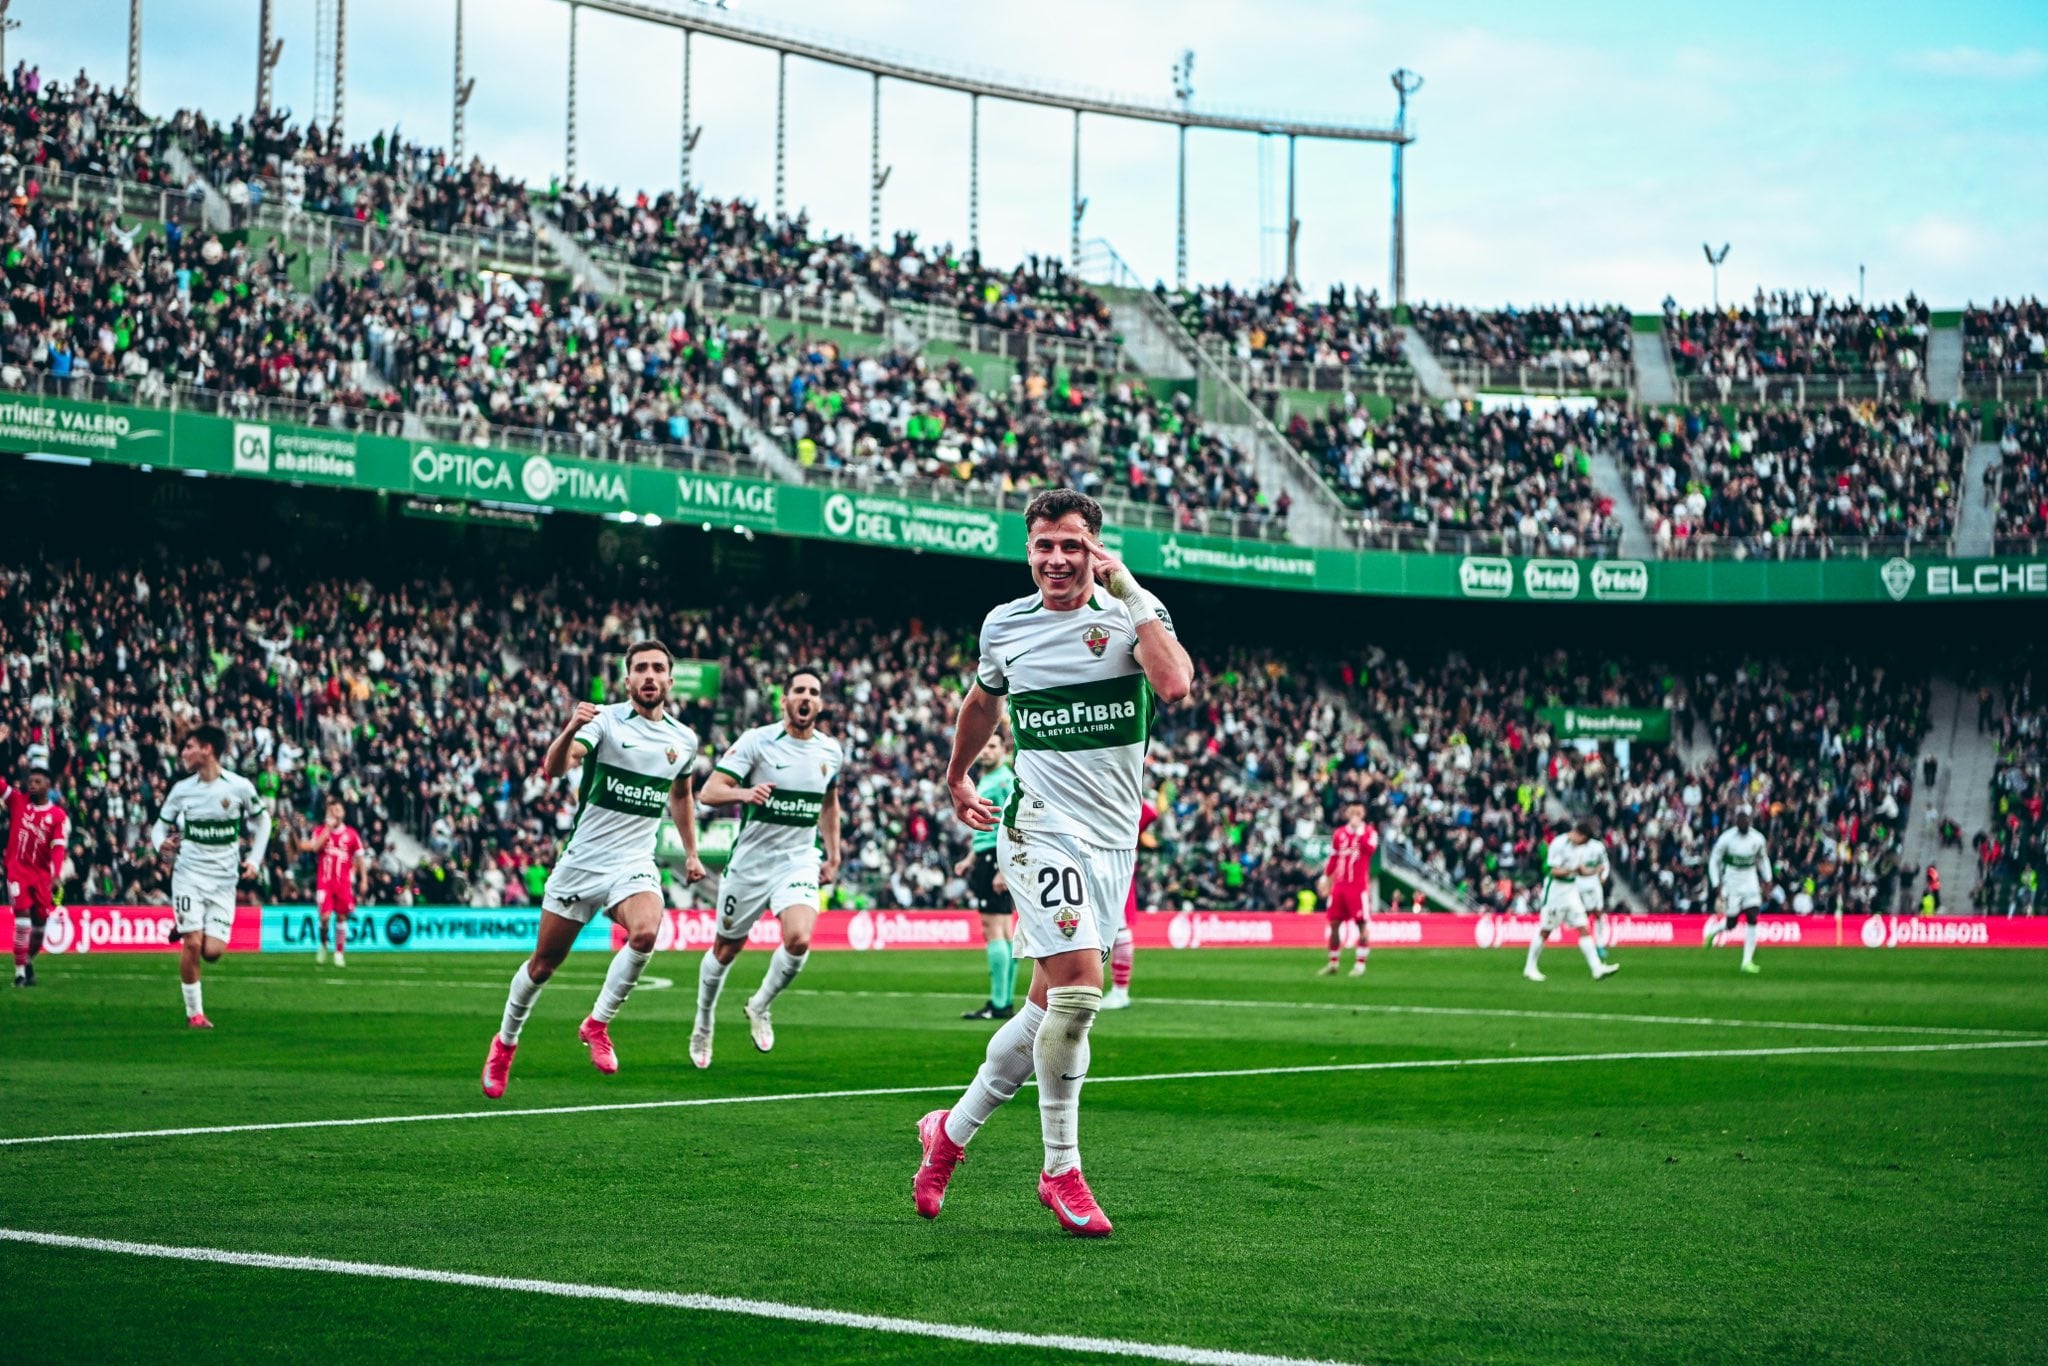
xmin=0 ymin=1228 xmax=1352 ymax=1366
xmin=793 ymin=988 xmax=2039 ymax=1039
xmin=30 ymin=971 xmax=672 ymax=992
xmin=3 ymin=1039 xmax=2041 ymax=1149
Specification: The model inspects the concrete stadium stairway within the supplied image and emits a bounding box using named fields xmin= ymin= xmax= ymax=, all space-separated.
xmin=1901 ymin=678 xmax=1999 ymax=913
xmin=536 ymin=217 xmax=618 ymax=296
xmin=1953 ymin=441 xmax=2003 ymax=557
xmin=1104 ymin=297 xmax=1197 ymax=380
xmin=1927 ymin=323 xmax=1964 ymax=403
xmin=1588 ymin=448 xmax=1655 ymax=558
xmin=1631 ymin=321 xmax=1678 ymax=406
xmin=1398 ymin=329 xmax=1457 ymax=400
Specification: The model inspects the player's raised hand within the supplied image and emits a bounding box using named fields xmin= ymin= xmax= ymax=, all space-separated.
xmin=1088 ymin=540 xmax=1132 ymax=598
xmin=951 ymin=774 xmax=998 ymax=832
xmin=564 ymin=701 xmax=600 ymax=733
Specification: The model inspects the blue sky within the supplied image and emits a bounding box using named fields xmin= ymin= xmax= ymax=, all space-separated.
xmin=25 ymin=0 xmax=2048 ymax=306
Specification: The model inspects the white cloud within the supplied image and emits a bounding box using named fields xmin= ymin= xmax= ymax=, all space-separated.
xmin=1897 ymin=47 xmax=2047 ymax=80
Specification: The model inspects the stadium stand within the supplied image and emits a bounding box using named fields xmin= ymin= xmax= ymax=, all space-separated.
xmin=1409 ymin=303 xmax=1632 ymax=388
xmin=1664 ymin=293 xmax=1931 ymax=384
xmin=1964 ymin=298 xmax=2047 ymax=378
xmin=1617 ymin=401 xmax=1972 ymax=559
xmin=1989 ymin=403 xmax=2048 ymax=550
xmin=1171 ymin=282 xmax=1404 ymax=370
xmin=1981 ymin=668 xmax=2045 ymax=915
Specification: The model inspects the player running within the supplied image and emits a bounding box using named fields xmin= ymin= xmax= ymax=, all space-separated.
xmin=1577 ymin=826 xmax=1614 ymax=961
xmin=482 ymin=641 xmax=705 ymax=1097
xmin=1317 ymin=800 xmax=1377 ymax=977
xmin=149 ymin=725 xmax=271 ymax=1027
xmin=956 ymin=733 xmax=1018 ymax=1020
xmin=1102 ymin=799 xmax=1156 ymax=1010
xmin=1706 ymin=804 xmax=1773 ymax=974
xmin=301 ymin=797 xmax=368 ymax=966
xmin=3 ymin=768 xmax=68 ymax=987
xmin=690 ymin=669 xmax=844 ymax=1068
xmin=1524 ymin=819 xmax=1620 ymax=983
xmin=915 ymin=488 xmax=1193 ymax=1238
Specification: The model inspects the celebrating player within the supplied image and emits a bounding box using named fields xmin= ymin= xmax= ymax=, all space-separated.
xmin=482 ymin=642 xmax=705 ymax=1097
xmin=1524 ymin=819 xmax=1620 ymax=983
xmin=3 ymin=768 xmax=69 ymax=987
xmin=1317 ymin=800 xmax=1377 ymax=977
xmin=916 ymin=488 xmax=1193 ymax=1238
xmin=301 ymin=797 xmax=368 ymax=966
xmin=1102 ymin=799 xmax=1156 ymax=1010
xmin=690 ymin=669 xmax=844 ymax=1068
xmin=1706 ymin=803 xmax=1773 ymax=974
xmin=956 ymin=732 xmax=1018 ymax=1020
xmin=149 ymin=725 xmax=271 ymax=1027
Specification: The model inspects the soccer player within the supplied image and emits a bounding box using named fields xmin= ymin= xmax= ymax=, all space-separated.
xmin=1317 ymin=800 xmax=1377 ymax=977
xmin=301 ymin=797 xmax=368 ymax=966
xmin=149 ymin=725 xmax=272 ymax=1027
xmin=1102 ymin=798 xmax=1156 ymax=1010
xmin=955 ymin=733 xmax=1018 ymax=1020
xmin=482 ymin=642 xmax=705 ymax=1096
xmin=1706 ymin=803 xmax=1773 ymax=974
xmin=1577 ymin=826 xmax=1614 ymax=961
xmin=915 ymin=488 xmax=1193 ymax=1237
xmin=1524 ymin=819 xmax=1619 ymax=983
xmin=3 ymin=768 xmax=68 ymax=987
xmin=690 ymin=669 xmax=844 ymax=1068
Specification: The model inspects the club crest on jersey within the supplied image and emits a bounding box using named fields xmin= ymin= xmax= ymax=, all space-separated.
xmin=1081 ymin=625 xmax=1110 ymax=658
xmin=665 ymin=747 xmax=678 ymax=765
xmin=1054 ymin=906 xmax=1080 ymax=938
xmin=220 ymin=797 xmax=232 ymax=810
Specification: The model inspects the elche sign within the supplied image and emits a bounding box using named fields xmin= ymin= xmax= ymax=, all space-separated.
xmin=1883 ymin=555 xmax=2048 ymax=601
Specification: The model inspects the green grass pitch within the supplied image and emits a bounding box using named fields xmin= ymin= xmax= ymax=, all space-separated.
xmin=3 ymin=947 xmax=2045 ymax=1364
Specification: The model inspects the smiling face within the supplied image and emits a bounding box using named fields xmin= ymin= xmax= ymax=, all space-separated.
xmin=784 ymin=672 xmax=824 ymax=731
xmin=625 ymin=646 xmax=672 ymax=711
xmin=1027 ymin=511 xmax=1097 ymax=611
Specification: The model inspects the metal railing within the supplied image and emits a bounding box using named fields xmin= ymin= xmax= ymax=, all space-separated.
xmin=1963 ymin=372 xmax=2048 ymax=403
xmin=244 ymin=199 xmax=558 ymax=275
xmin=1670 ymin=371 xmax=1929 ymax=408
xmin=20 ymin=166 xmax=208 ymax=230
xmin=1337 ymin=523 xmax=1622 ymax=557
xmin=889 ymin=300 xmax=1127 ymax=372
xmin=1635 ymin=527 xmax=1953 ymax=561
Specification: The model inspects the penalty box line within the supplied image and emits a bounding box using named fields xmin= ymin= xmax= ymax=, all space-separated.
xmin=795 ymin=988 xmax=2040 ymax=1039
xmin=0 ymin=1227 xmax=1353 ymax=1366
xmin=3 ymin=1039 xmax=2044 ymax=1149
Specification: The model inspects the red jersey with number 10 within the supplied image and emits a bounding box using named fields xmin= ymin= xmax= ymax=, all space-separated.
xmin=1327 ymin=823 xmax=1378 ymax=889
xmin=2 ymin=781 xmax=69 ymax=881
xmin=317 ymin=824 xmax=365 ymax=891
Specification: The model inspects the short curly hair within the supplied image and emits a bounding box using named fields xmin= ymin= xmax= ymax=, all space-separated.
xmin=1022 ymin=488 xmax=1104 ymax=536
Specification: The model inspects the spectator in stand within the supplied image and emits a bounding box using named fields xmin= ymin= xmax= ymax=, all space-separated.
xmin=1989 ymin=405 xmax=2048 ymax=549
xmin=1964 ymin=298 xmax=2046 ymax=378
xmin=1411 ymin=303 xmax=1631 ymax=387
xmin=1171 ymin=281 xmax=1403 ymax=371
xmin=1665 ymin=291 xmax=1930 ymax=387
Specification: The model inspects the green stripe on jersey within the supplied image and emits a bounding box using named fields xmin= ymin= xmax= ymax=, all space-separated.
xmin=586 ymin=762 xmax=671 ymax=818
xmin=741 ymin=788 xmax=829 ymax=828
xmin=182 ymin=818 xmax=243 ymax=845
xmin=1009 ymin=675 xmax=1155 ymax=753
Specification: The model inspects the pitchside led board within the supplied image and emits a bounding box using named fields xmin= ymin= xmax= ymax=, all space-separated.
xmin=13 ymin=391 xmax=2048 ymax=605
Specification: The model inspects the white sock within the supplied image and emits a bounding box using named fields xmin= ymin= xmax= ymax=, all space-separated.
xmin=497 ymin=963 xmax=545 ymax=1046
xmin=696 ymin=950 xmax=732 ymax=1033
xmin=591 ymin=946 xmax=651 ymax=1024
xmin=1703 ymin=913 xmax=1719 ymax=946
xmin=181 ymin=981 xmax=202 ymax=1018
xmin=1741 ymin=919 xmax=1758 ymax=966
xmin=1525 ymin=932 xmax=1545 ymax=971
xmin=1034 ymin=985 xmax=1101 ymax=1176
xmin=1579 ymin=935 xmax=1603 ymax=972
xmin=749 ymin=946 xmax=807 ymax=1011
xmin=944 ymin=1000 xmax=1046 ymax=1148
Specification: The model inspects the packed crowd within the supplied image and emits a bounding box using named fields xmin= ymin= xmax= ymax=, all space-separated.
xmin=1989 ymin=405 xmax=2048 ymax=547
xmin=0 ymin=533 xmax=1942 ymax=923
xmin=1980 ymin=668 xmax=2046 ymax=915
xmin=750 ymin=341 xmax=1283 ymax=531
xmin=1283 ymin=397 xmax=1624 ymax=553
xmin=1963 ymin=298 xmax=2047 ymax=378
xmin=1171 ymin=283 xmax=1405 ymax=371
xmin=1410 ymin=303 xmax=1632 ymax=386
xmin=1618 ymin=401 xmax=1971 ymax=558
xmin=0 ymin=64 xmax=187 ymax=193
xmin=1664 ymin=293 xmax=1931 ymax=385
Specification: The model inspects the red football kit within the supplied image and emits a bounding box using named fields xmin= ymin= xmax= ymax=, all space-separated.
xmin=315 ymin=823 xmax=365 ymax=916
xmin=1 ymin=777 xmax=68 ymax=918
xmin=1324 ymin=822 xmax=1378 ymax=923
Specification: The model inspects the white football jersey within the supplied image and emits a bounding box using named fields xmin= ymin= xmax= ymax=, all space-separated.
xmin=560 ymin=704 xmax=699 ymax=873
xmin=976 ymin=587 xmax=1160 ymax=850
xmin=1710 ymin=826 xmax=1772 ymax=892
xmin=715 ymin=723 xmax=843 ymax=869
xmin=1541 ymin=833 xmax=1593 ymax=906
xmin=1575 ymin=838 xmax=1610 ymax=887
xmin=157 ymin=770 xmax=266 ymax=889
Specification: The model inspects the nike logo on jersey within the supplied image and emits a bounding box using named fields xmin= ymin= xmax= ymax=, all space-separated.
xmin=1004 ymin=647 xmax=1035 ymax=668
xmin=1052 ymin=1194 xmax=1092 ymax=1226
xmin=620 ymin=743 xmax=637 ymax=750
